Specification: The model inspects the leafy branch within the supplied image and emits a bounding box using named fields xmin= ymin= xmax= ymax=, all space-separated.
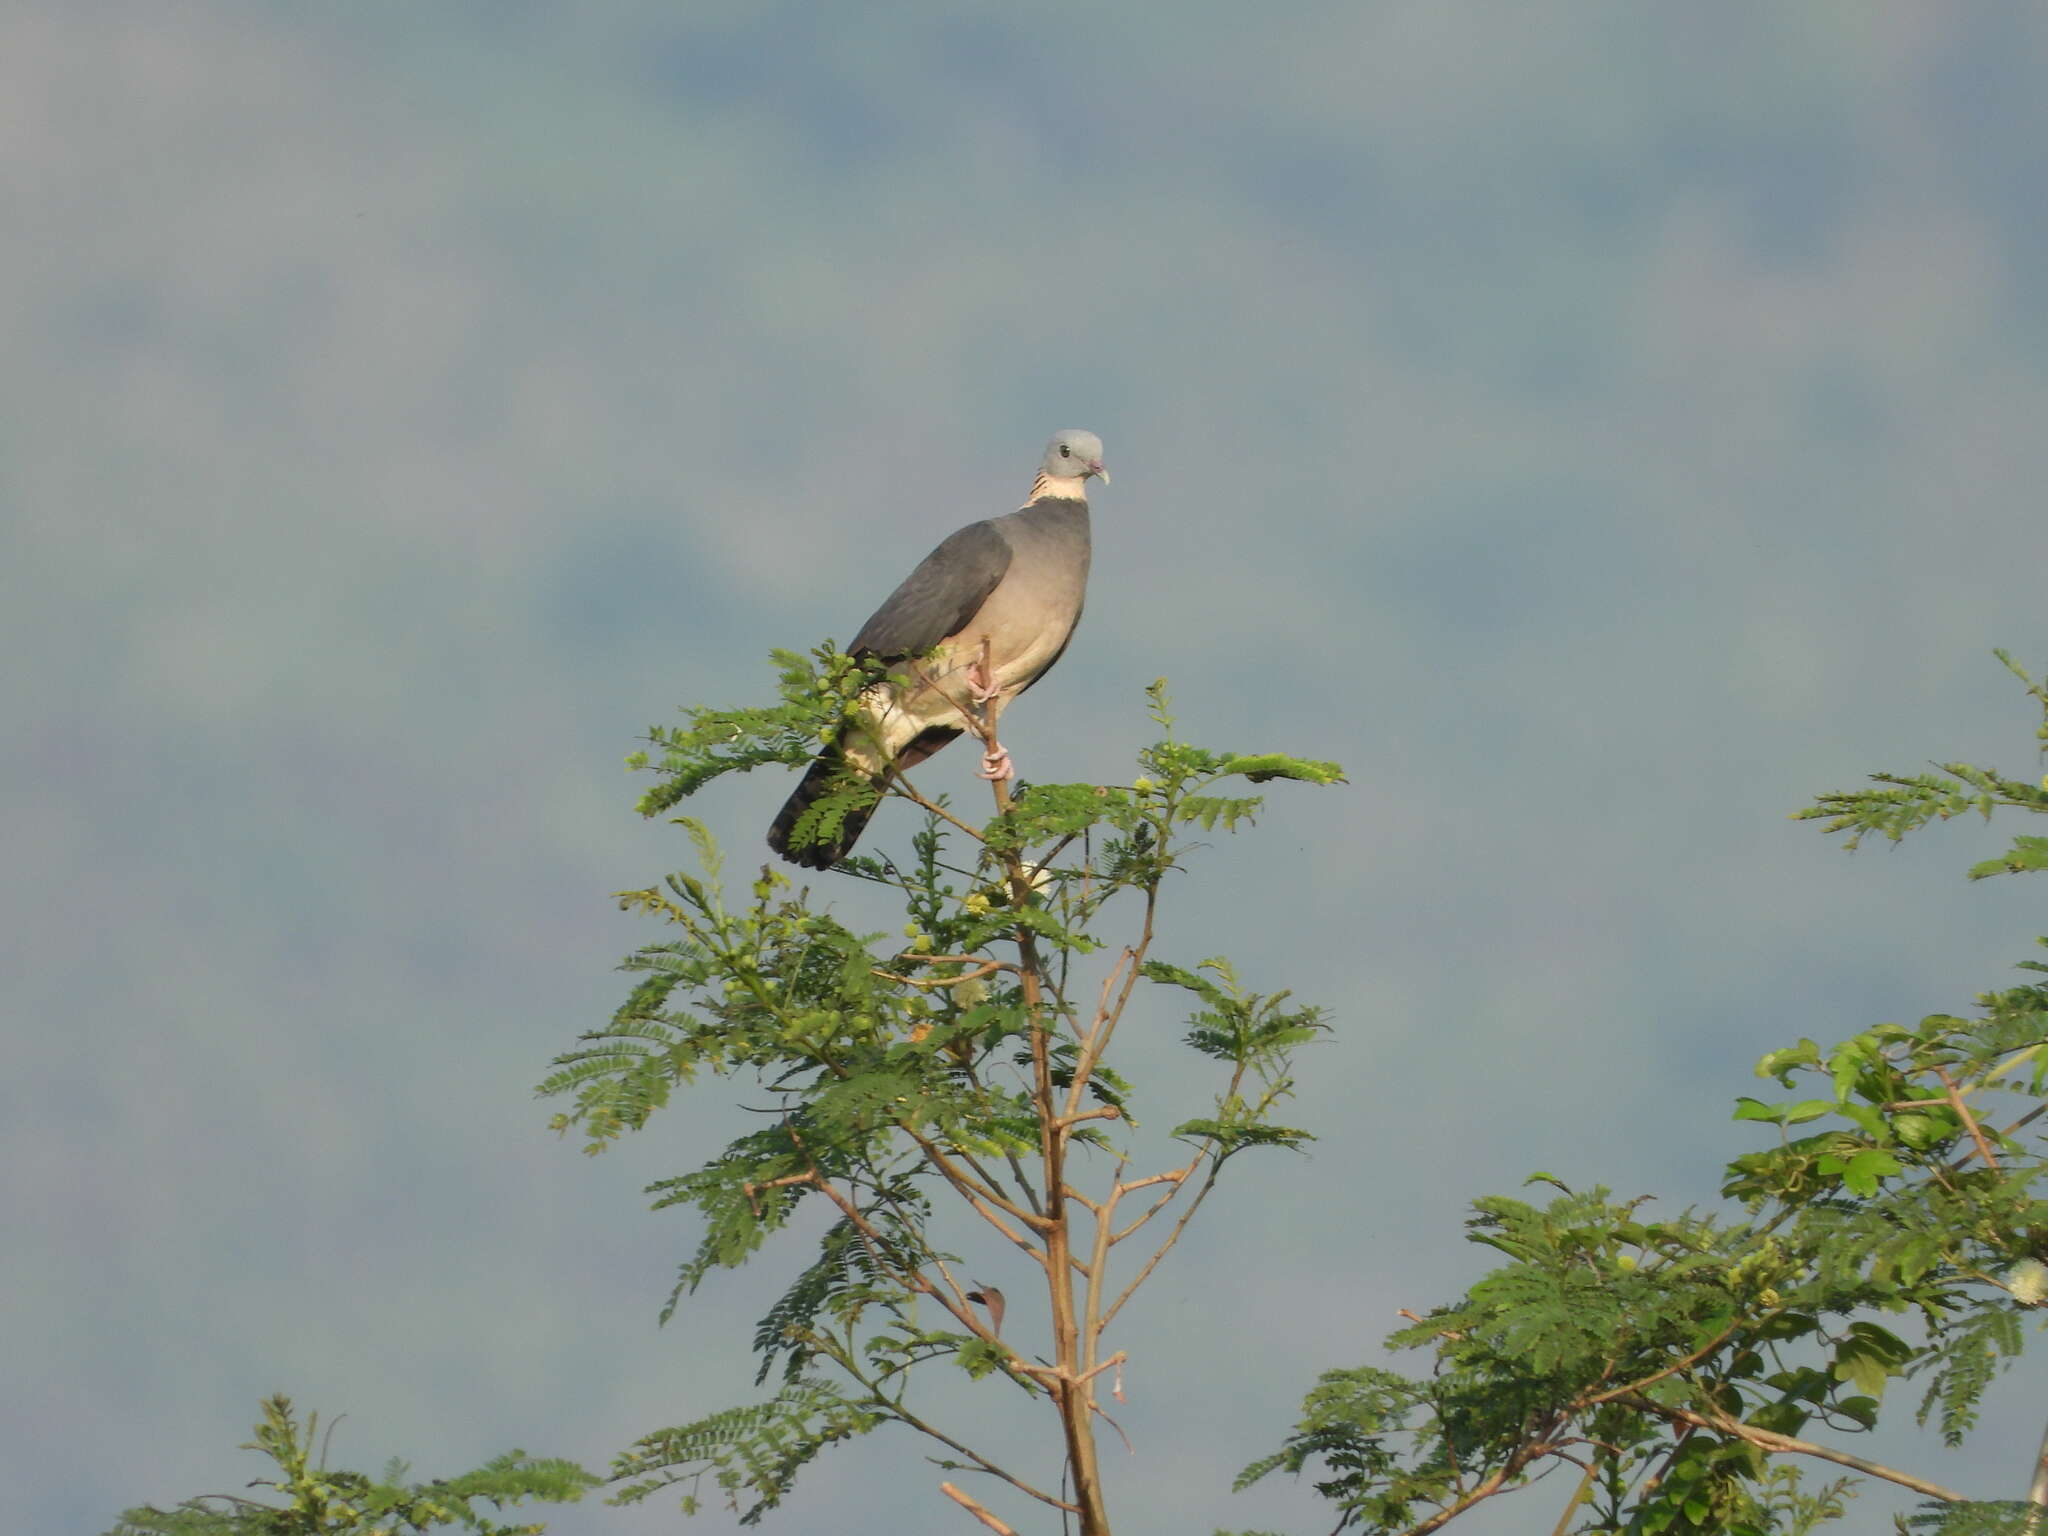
xmin=552 ymin=663 xmax=1343 ymax=1533
xmin=1231 ymin=653 xmax=2048 ymax=1536
xmin=1795 ymin=651 xmax=2048 ymax=878
xmin=104 ymin=1395 xmax=594 ymax=1536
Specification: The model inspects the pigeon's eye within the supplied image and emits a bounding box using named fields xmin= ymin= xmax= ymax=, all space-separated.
xmin=1059 ymin=444 xmax=1071 ymax=457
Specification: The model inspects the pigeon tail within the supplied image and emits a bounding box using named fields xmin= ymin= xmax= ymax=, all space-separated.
xmin=767 ymin=753 xmax=878 ymax=870
xmin=768 ymin=724 xmax=966 ymax=868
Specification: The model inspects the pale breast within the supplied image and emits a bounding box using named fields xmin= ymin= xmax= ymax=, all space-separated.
xmin=942 ymin=508 xmax=1090 ymax=697
xmin=851 ymin=502 xmax=1091 ymax=759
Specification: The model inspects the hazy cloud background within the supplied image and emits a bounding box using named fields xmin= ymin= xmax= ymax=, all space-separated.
xmin=8 ymin=4 xmax=2048 ymax=1532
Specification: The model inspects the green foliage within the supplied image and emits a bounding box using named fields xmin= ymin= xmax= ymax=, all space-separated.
xmin=1904 ymin=1500 xmax=2039 ymax=1535
xmin=610 ymin=1379 xmax=886 ymax=1524
xmin=553 ymin=663 xmax=1344 ymax=1527
xmin=629 ymin=647 xmax=869 ymax=817
xmin=1795 ymin=651 xmax=2048 ymax=880
xmin=1237 ymin=654 xmax=2048 ymax=1535
xmin=104 ymin=1395 xmax=593 ymax=1536
xmin=1150 ymin=958 xmax=1325 ymax=1155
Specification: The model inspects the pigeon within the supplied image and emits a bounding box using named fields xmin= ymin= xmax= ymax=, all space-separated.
xmin=768 ymin=430 xmax=1108 ymax=868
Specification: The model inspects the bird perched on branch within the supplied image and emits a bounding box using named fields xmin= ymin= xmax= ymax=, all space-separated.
xmin=768 ymin=430 xmax=1109 ymax=869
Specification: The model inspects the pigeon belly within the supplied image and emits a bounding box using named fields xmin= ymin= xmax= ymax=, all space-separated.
xmin=842 ymin=503 xmax=1089 ymax=778
xmin=950 ymin=503 xmax=1091 ymax=698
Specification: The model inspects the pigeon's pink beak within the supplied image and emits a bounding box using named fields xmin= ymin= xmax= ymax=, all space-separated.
xmin=1088 ymin=461 xmax=1109 ymax=484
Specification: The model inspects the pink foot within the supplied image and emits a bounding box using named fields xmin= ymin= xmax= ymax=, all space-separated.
xmin=977 ymin=743 xmax=1015 ymax=782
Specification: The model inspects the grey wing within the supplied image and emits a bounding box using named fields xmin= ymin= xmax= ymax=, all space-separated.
xmin=849 ymin=519 xmax=1014 ymax=660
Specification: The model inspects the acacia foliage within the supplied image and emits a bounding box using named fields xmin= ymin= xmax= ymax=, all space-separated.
xmin=104 ymin=1395 xmax=594 ymax=1536
xmin=1227 ymin=656 xmax=2048 ymax=1536
xmin=548 ymin=655 xmax=1344 ymax=1529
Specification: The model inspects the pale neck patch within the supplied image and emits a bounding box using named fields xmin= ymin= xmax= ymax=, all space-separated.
xmin=1025 ymin=471 xmax=1091 ymax=505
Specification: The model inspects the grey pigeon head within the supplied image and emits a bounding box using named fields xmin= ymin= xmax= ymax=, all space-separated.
xmin=1041 ymin=429 xmax=1109 ymax=485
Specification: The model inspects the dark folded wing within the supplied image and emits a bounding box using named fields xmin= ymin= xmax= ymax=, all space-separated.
xmin=848 ymin=519 xmax=1013 ymax=660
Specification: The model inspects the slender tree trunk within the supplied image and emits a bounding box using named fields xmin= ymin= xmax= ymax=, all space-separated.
xmin=1021 ymin=927 xmax=1110 ymax=1535
xmin=2026 ymin=1414 xmax=2048 ymax=1533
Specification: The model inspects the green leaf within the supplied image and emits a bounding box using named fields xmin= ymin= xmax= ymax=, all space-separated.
xmin=1214 ymin=753 xmax=1348 ymax=785
xmin=1840 ymin=1147 xmax=1902 ymax=1197
xmin=1756 ymin=1038 xmax=1823 ymax=1085
xmin=1968 ymin=834 xmax=2048 ymax=880
xmin=1733 ymin=1097 xmax=1834 ymax=1125
xmin=1831 ymin=1322 xmax=1915 ymax=1399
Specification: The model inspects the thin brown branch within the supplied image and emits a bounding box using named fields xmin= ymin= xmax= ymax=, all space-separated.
xmin=896 ymin=1120 xmax=1052 ymax=1237
xmin=1111 ymin=1171 xmax=1182 ymax=1198
xmin=1108 ymin=1169 xmax=1191 ymax=1244
xmin=1034 ymin=831 xmax=1082 ymax=873
xmin=740 ymin=1170 xmax=816 ymax=1215
xmin=872 ymin=960 xmax=1007 ymax=990
xmin=1062 ymin=949 xmax=1136 ymax=1122
xmin=1008 ymin=849 xmax=1110 ymax=1536
xmin=1936 ymin=1065 xmax=2002 ymax=1170
xmin=1584 ymin=1320 xmax=1743 ymax=1405
xmin=805 ymin=1177 xmax=1011 ymax=1356
xmin=887 ymin=953 xmax=1023 ymax=977
xmin=1546 ymin=1458 xmax=1599 ymax=1536
xmin=889 ymin=773 xmax=988 ymax=844
xmin=1393 ymin=1431 xmax=1565 ymax=1536
xmin=880 ymin=1398 xmax=1071 ymax=1509
xmin=948 ymin=1144 xmax=1032 ymax=1215
xmin=1618 ymin=1393 xmax=1967 ymax=1503
xmin=1635 ymin=1422 xmax=1697 ymax=1505
xmin=1081 ymin=1181 xmax=1116 ymax=1389
xmin=1091 ymin=1397 xmax=1135 ymax=1456
xmin=1069 ymin=1351 xmax=1127 ymax=1386
xmin=1998 ymin=1100 xmax=2048 ymax=1144
xmin=941 ymin=1481 xmax=1019 ymax=1534
xmin=2025 ymin=1414 xmax=2048 ymax=1533
xmin=1101 ymin=1154 xmax=1224 ymax=1330
xmin=1058 ymin=1105 xmax=1124 ymax=1131
xmin=1003 ymin=1145 xmax=1044 ymax=1217
xmin=1396 ymin=1308 xmax=1464 ymax=1341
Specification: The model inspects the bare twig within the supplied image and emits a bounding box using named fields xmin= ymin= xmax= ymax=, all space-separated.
xmin=1584 ymin=1320 xmax=1743 ymax=1405
xmin=1547 ymin=1458 xmax=1599 ymax=1536
xmin=1090 ymin=1397 xmax=1136 ymax=1456
xmin=1058 ymin=1105 xmax=1124 ymax=1131
xmin=1391 ymin=1428 xmax=1565 ymax=1536
xmin=894 ymin=1120 xmax=1052 ymax=1237
xmin=1396 ymin=1308 xmax=1464 ymax=1341
xmin=1062 ymin=949 xmax=1137 ymax=1122
xmin=1619 ymin=1393 xmax=1967 ymax=1503
xmin=889 ymin=952 xmax=1023 ymax=977
xmin=2024 ymin=1413 xmax=2048 ymax=1533
xmin=1101 ymin=1155 xmax=1226 ymax=1330
xmin=872 ymin=960 xmax=1008 ymax=990
xmin=889 ymin=774 xmax=988 ymax=844
xmin=1997 ymin=1100 xmax=2048 ymax=1145
xmin=941 ymin=1481 xmax=1018 ymax=1534
xmin=1936 ymin=1065 xmax=2002 ymax=1170
xmin=804 ymin=1176 xmax=1009 ymax=1354
xmin=740 ymin=1170 xmax=816 ymax=1215
xmin=1108 ymin=1170 xmax=1190 ymax=1244
xmin=1635 ymin=1421 xmax=1697 ymax=1504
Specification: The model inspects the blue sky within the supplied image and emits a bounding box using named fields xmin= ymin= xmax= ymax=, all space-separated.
xmin=8 ymin=4 xmax=2048 ymax=1533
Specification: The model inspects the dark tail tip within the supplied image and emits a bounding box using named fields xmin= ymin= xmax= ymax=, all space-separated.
xmin=767 ymin=754 xmax=878 ymax=869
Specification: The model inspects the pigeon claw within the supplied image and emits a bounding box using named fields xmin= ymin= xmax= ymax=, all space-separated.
xmin=977 ymin=744 xmax=1015 ymax=783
